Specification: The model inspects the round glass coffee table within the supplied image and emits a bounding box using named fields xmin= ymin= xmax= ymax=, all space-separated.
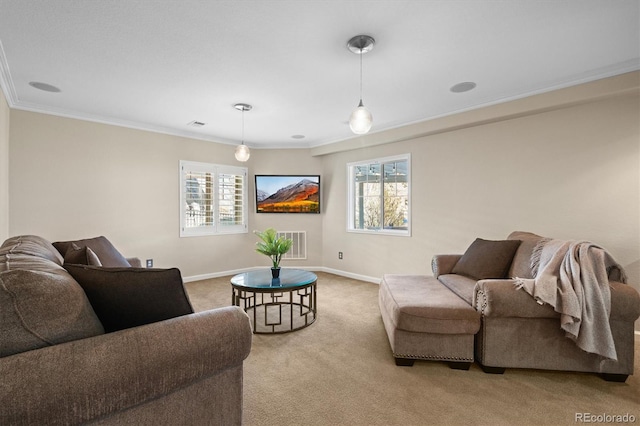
xmin=230 ymin=269 xmax=317 ymax=334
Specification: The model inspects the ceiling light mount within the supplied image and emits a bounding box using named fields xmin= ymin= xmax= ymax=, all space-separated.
xmin=234 ymin=103 xmax=252 ymax=113
xmin=234 ymin=103 xmax=252 ymax=162
xmin=347 ymin=35 xmax=375 ymax=135
xmin=347 ymin=35 xmax=375 ymax=55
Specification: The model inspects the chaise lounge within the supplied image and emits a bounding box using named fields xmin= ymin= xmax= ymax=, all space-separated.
xmin=380 ymin=231 xmax=640 ymax=381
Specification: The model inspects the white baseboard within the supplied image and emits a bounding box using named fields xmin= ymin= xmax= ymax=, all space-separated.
xmin=182 ymin=270 xmax=231 ymax=283
xmin=319 ymin=267 xmax=380 ymax=284
xmin=182 ymin=267 xmax=259 ymax=283
xmin=183 ymin=266 xmax=327 ymax=283
xmin=182 ymin=266 xmax=380 ymax=284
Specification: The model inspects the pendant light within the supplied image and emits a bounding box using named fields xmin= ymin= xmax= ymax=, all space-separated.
xmin=234 ymin=103 xmax=252 ymax=162
xmin=347 ymin=35 xmax=375 ymax=135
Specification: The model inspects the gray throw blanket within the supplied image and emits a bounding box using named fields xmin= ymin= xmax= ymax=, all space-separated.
xmin=515 ymin=239 xmax=627 ymax=361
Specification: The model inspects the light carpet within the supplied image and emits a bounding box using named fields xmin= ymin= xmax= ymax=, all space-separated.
xmin=185 ymin=272 xmax=640 ymax=426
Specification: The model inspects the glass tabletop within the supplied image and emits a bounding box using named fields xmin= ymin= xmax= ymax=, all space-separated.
xmin=230 ymin=268 xmax=317 ymax=289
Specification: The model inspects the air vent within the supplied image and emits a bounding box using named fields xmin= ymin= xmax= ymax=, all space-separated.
xmin=187 ymin=120 xmax=206 ymax=127
xmin=277 ymin=231 xmax=307 ymax=260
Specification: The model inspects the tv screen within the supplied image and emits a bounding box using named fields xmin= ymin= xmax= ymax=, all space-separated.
xmin=255 ymin=175 xmax=320 ymax=213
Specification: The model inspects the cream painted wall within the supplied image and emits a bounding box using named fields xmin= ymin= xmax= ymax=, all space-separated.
xmin=321 ymin=93 xmax=640 ymax=300
xmin=6 ymin=85 xmax=640 ymax=313
xmin=249 ymin=149 xmax=324 ymax=269
xmin=8 ymin=112 xmax=323 ymax=278
xmin=0 ymin=89 xmax=9 ymax=242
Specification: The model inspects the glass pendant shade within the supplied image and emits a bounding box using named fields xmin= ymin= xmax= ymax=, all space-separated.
xmin=347 ymin=35 xmax=375 ymax=135
xmin=233 ymin=103 xmax=252 ymax=162
xmin=349 ymin=100 xmax=373 ymax=134
xmin=235 ymin=143 xmax=250 ymax=162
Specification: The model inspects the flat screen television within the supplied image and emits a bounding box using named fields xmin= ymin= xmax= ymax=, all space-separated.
xmin=255 ymin=175 xmax=320 ymax=213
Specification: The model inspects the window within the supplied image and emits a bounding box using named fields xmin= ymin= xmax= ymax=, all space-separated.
xmin=180 ymin=160 xmax=248 ymax=237
xmin=347 ymin=154 xmax=410 ymax=236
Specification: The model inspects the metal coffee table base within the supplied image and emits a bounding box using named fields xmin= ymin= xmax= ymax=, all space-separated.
xmin=232 ymin=283 xmax=316 ymax=334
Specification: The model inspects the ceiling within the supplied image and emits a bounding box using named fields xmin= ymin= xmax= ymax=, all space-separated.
xmin=0 ymin=1 xmax=638 ymax=149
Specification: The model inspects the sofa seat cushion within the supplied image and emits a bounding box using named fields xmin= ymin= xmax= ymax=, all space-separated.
xmin=380 ymin=274 xmax=480 ymax=335
xmin=452 ymin=238 xmax=522 ymax=280
xmin=437 ymin=274 xmax=477 ymax=305
xmin=0 ymin=269 xmax=105 ymax=357
xmin=64 ymin=265 xmax=194 ymax=332
xmin=53 ymin=236 xmax=131 ymax=267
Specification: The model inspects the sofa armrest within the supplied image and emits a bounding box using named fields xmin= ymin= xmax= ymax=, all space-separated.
xmin=474 ymin=279 xmax=640 ymax=321
xmin=609 ymin=281 xmax=640 ymax=321
xmin=0 ymin=306 xmax=252 ymax=425
xmin=431 ymin=254 xmax=462 ymax=277
xmin=473 ymin=279 xmax=558 ymax=318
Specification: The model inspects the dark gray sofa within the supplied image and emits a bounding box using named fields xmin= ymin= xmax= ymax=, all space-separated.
xmin=0 ymin=235 xmax=252 ymax=425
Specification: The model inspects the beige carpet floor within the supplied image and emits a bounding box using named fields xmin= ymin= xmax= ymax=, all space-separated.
xmin=185 ymin=272 xmax=640 ymax=426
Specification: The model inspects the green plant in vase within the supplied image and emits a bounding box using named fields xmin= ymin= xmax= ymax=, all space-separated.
xmin=254 ymin=228 xmax=293 ymax=278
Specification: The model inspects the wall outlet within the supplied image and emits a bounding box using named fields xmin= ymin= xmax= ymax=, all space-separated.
xmin=146 ymin=259 xmax=153 ymax=268
xmin=338 ymin=252 xmax=343 ymax=260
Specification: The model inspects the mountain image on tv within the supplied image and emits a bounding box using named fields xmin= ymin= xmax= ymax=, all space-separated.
xmin=256 ymin=176 xmax=320 ymax=213
xmin=256 ymin=189 xmax=270 ymax=202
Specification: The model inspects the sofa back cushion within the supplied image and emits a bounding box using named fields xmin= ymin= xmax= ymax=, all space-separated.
xmin=0 ymin=269 xmax=105 ymax=357
xmin=53 ymin=236 xmax=131 ymax=267
xmin=0 ymin=235 xmax=65 ymax=273
xmin=507 ymin=231 xmax=547 ymax=279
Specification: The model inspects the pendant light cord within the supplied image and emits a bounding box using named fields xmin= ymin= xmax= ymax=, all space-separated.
xmin=359 ymin=47 xmax=363 ymax=102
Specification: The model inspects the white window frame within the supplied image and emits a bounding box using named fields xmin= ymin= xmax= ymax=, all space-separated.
xmin=347 ymin=154 xmax=411 ymax=236
xmin=180 ymin=160 xmax=248 ymax=237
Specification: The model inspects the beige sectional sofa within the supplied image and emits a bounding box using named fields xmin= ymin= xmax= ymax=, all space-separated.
xmin=380 ymin=231 xmax=640 ymax=382
xmin=0 ymin=235 xmax=252 ymax=425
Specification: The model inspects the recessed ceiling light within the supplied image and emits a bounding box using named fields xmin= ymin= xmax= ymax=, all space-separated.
xmin=291 ymin=135 xmax=305 ymax=139
xmin=28 ymin=81 xmax=61 ymax=93
xmin=450 ymin=82 xmax=476 ymax=93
